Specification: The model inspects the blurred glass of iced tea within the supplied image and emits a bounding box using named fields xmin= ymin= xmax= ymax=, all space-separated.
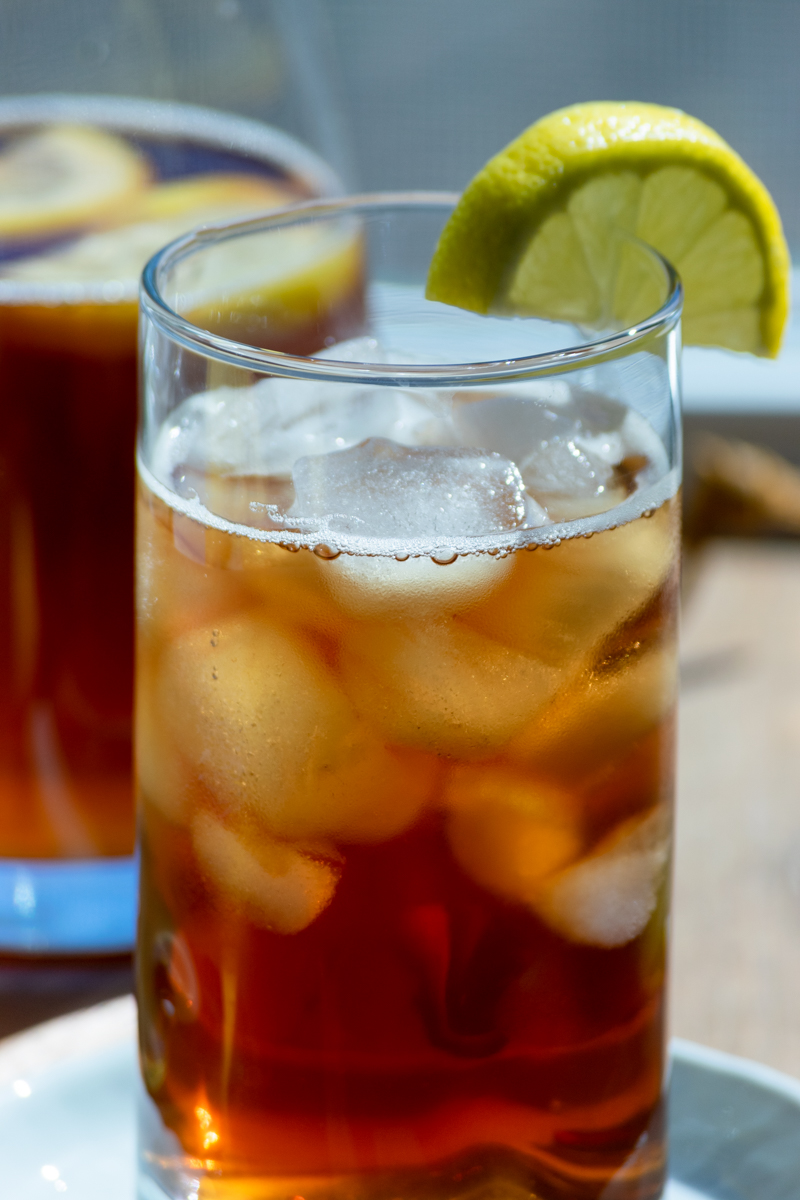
xmin=136 ymin=197 xmax=680 ymax=1200
xmin=0 ymin=95 xmax=339 ymax=953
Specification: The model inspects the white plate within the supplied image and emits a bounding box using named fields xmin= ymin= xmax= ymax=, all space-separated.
xmin=1 ymin=998 xmax=799 ymax=1199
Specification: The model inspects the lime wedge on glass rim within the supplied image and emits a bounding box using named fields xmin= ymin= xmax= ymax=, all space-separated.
xmin=426 ymin=101 xmax=790 ymax=357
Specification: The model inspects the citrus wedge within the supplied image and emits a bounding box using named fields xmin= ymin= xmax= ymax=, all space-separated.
xmin=426 ymin=101 xmax=790 ymax=356
xmin=0 ymin=171 xmax=303 ymax=356
xmin=2 ymin=172 xmax=298 ymax=291
xmin=113 ymin=171 xmax=294 ymax=223
xmin=0 ymin=124 xmax=149 ymax=238
xmin=179 ymin=218 xmax=365 ymax=354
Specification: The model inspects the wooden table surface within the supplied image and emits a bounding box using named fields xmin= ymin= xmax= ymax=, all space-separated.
xmin=672 ymin=538 xmax=800 ymax=1078
xmin=3 ymin=537 xmax=800 ymax=1085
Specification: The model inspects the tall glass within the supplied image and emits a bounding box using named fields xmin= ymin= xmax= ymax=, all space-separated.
xmin=0 ymin=95 xmax=339 ymax=954
xmin=136 ymin=196 xmax=681 ymax=1200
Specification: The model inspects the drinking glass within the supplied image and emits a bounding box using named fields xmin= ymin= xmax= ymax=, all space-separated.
xmin=136 ymin=194 xmax=681 ymax=1200
xmin=0 ymin=95 xmax=339 ymax=954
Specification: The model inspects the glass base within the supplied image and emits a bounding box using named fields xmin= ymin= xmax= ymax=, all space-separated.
xmin=137 ymin=1081 xmax=667 ymax=1200
xmin=0 ymin=856 xmax=137 ymax=954
xmin=138 ymin=1178 xmax=172 ymax=1200
xmin=138 ymin=1086 xmax=199 ymax=1200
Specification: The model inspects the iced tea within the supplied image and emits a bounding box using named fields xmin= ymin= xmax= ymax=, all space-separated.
xmin=0 ymin=97 xmax=337 ymax=864
xmin=136 ymin=196 xmax=680 ymax=1200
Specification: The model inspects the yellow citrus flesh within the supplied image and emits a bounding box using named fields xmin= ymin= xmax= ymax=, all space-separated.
xmin=2 ymin=172 xmax=298 ymax=291
xmin=123 ymin=172 xmax=292 ymax=222
xmin=0 ymin=124 xmax=150 ymax=238
xmin=182 ymin=221 xmax=365 ymax=350
xmin=426 ymin=101 xmax=790 ymax=357
xmin=0 ymin=171 xmax=302 ymax=356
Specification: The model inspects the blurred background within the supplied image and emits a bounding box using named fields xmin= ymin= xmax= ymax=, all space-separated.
xmin=2 ymin=0 xmax=800 ymax=1078
xmin=1 ymin=0 xmax=798 ymax=235
xmin=3 ymin=0 xmax=799 ymax=430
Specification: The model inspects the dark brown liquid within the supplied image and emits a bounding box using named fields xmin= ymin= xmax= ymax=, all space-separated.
xmin=0 ymin=127 xmax=325 ymax=859
xmin=0 ymin=318 xmax=137 ymax=855
xmin=136 ymin=482 xmax=678 ymax=1199
xmin=139 ymin=807 xmax=668 ymax=1198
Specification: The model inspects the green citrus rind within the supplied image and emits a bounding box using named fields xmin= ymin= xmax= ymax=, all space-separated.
xmin=426 ymin=101 xmax=790 ymax=357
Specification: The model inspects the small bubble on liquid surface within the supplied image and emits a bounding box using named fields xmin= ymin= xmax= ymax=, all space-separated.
xmin=431 ymin=548 xmax=458 ymax=565
xmin=313 ymin=543 xmax=340 ymax=560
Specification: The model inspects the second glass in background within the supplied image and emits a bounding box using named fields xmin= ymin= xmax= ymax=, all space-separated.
xmin=0 ymin=95 xmax=339 ymax=954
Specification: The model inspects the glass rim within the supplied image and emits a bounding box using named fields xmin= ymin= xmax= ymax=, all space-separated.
xmin=0 ymin=94 xmax=343 ymax=310
xmin=0 ymin=92 xmax=341 ymax=200
xmin=140 ymin=190 xmax=683 ymax=387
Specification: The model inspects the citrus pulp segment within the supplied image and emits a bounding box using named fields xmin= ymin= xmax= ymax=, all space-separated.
xmin=426 ymin=101 xmax=790 ymax=356
xmin=0 ymin=124 xmax=149 ymax=237
xmin=126 ymin=172 xmax=292 ymax=222
xmin=0 ymin=167 xmax=302 ymax=355
xmin=2 ymin=172 xmax=298 ymax=291
xmin=180 ymin=222 xmax=365 ymax=352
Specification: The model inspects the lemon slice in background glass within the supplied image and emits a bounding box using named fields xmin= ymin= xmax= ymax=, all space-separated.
xmin=0 ymin=125 xmax=150 ymax=238
xmin=3 ymin=172 xmax=297 ymax=290
xmin=426 ymin=101 xmax=790 ymax=357
xmin=0 ymin=165 xmax=301 ymax=356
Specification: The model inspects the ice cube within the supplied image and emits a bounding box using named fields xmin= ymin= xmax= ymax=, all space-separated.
xmin=313 ymin=548 xmax=514 ymax=619
xmin=151 ymin=385 xmax=272 ymax=486
xmin=443 ymin=765 xmax=582 ymax=903
xmin=151 ymin=367 xmax=454 ymax=493
xmin=518 ymin=439 xmax=620 ymax=513
xmin=136 ymin=657 xmax=194 ymax=824
xmin=192 ymin=811 xmax=340 ymax=934
xmin=288 ymin=437 xmax=528 ymax=541
xmin=338 ymin=619 xmax=557 ymax=758
xmin=452 ymin=390 xmax=621 ymax=520
xmin=486 ymin=379 xmax=574 ymax=408
xmin=234 ymin=540 xmax=352 ymax=640
xmin=158 ymin=615 xmax=434 ymax=842
xmin=509 ymin=643 xmax=678 ymax=784
xmin=558 ymin=387 xmax=628 ymax=434
xmin=453 ymin=390 xmax=578 ymax=462
xmin=618 ymin=407 xmax=671 ymax=482
xmin=255 ymin=376 xmax=452 ymax=471
xmin=532 ymin=806 xmax=670 ymax=946
xmin=464 ymin=497 xmax=679 ymax=671
xmin=136 ymin=488 xmax=239 ymax=641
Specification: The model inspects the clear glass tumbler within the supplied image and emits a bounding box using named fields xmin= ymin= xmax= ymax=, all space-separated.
xmin=0 ymin=95 xmax=339 ymax=955
xmin=136 ymin=195 xmax=681 ymax=1200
